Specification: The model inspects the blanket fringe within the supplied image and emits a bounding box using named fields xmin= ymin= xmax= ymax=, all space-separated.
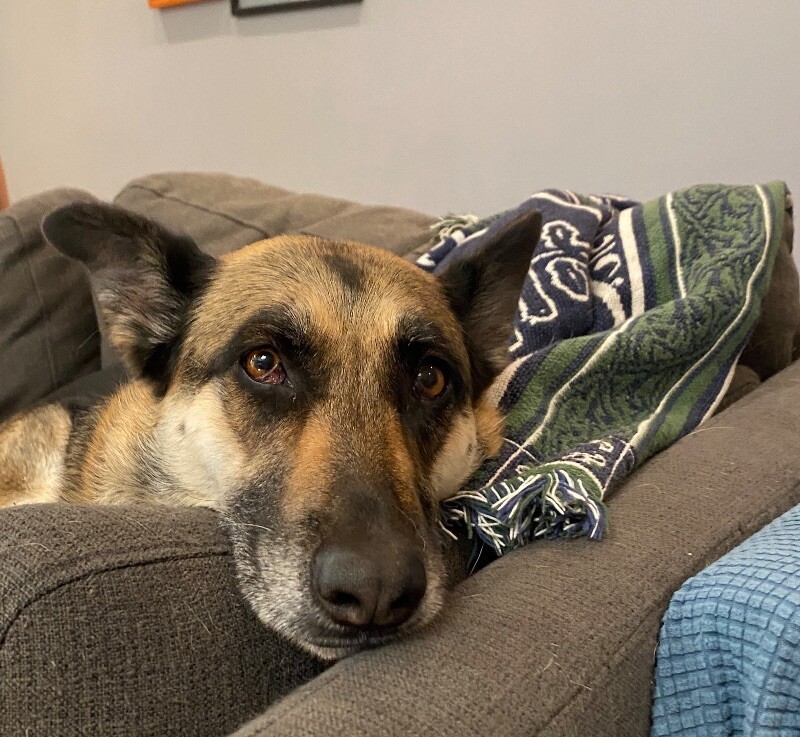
xmin=430 ymin=213 xmax=482 ymax=242
xmin=441 ymin=465 xmax=607 ymax=556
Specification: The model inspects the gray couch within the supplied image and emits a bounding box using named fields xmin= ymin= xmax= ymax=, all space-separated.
xmin=1 ymin=173 xmax=799 ymax=737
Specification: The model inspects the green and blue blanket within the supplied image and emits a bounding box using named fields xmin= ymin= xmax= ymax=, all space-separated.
xmin=417 ymin=183 xmax=788 ymax=556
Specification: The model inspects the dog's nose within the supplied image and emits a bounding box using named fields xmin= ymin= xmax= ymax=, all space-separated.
xmin=312 ymin=545 xmax=427 ymax=629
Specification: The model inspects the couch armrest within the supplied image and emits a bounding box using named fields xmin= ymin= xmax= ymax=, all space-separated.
xmin=0 ymin=504 xmax=323 ymax=737
xmin=233 ymin=359 xmax=800 ymax=737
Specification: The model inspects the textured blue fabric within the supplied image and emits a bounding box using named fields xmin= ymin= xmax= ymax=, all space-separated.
xmin=651 ymin=504 xmax=800 ymax=736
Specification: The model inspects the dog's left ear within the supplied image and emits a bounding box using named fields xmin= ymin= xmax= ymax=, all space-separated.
xmin=42 ymin=202 xmax=215 ymax=390
xmin=437 ymin=210 xmax=541 ymax=395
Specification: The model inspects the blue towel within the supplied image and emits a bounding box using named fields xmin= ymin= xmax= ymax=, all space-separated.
xmin=651 ymin=504 xmax=800 ymax=736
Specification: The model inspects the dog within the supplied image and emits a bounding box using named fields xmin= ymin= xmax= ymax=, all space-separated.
xmin=0 ymin=202 xmax=540 ymax=659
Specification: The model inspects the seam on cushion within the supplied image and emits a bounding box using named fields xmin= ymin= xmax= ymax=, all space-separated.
xmin=294 ymin=201 xmax=374 ymax=231
xmin=534 ymin=485 xmax=800 ymax=737
xmin=6 ymin=214 xmax=59 ymax=393
xmin=122 ymin=183 xmax=436 ymax=256
xmin=0 ymin=548 xmax=230 ymax=648
xmin=119 ymin=184 xmax=272 ymax=239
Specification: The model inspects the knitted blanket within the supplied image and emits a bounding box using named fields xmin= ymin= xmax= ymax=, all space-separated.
xmin=417 ymin=182 xmax=787 ymax=556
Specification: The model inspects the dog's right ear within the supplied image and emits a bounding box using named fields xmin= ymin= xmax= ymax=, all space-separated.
xmin=42 ymin=202 xmax=215 ymax=389
xmin=437 ymin=210 xmax=541 ymax=396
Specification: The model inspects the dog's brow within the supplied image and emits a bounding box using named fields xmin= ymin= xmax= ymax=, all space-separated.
xmin=396 ymin=314 xmax=447 ymax=346
xmin=238 ymin=308 xmax=309 ymax=346
xmin=212 ymin=306 xmax=314 ymax=370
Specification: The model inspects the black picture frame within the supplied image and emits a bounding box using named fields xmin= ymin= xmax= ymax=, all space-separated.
xmin=232 ymin=0 xmax=360 ymax=16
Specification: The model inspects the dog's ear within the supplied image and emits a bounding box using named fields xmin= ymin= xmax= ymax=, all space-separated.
xmin=437 ymin=210 xmax=541 ymax=395
xmin=42 ymin=202 xmax=215 ymax=389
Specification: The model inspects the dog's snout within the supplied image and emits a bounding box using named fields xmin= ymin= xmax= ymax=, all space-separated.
xmin=312 ymin=545 xmax=427 ymax=630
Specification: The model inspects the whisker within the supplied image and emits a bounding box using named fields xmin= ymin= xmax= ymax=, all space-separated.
xmin=226 ymin=521 xmax=273 ymax=534
xmin=75 ymin=328 xmax=100 ymax=353
xmin=398 ymin=504 xmax=427 ymax=550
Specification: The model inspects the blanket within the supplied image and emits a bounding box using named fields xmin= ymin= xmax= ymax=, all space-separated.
xmin=651 ymin=502 xmax=800 ymax=735
xmin=417 ymin=183 xmax=787 ymax=555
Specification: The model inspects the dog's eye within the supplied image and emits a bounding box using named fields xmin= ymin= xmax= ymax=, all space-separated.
xmin=242 ymin=348 xmax=286 ymax=385
xmin=414 ymin=362 xmax=448 ymax=400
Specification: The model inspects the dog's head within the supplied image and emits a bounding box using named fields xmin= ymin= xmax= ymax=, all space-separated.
xmin=43 ymin=203 xmax=540 ymax=659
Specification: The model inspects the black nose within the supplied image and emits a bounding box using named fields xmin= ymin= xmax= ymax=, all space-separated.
xmin=312 ymin=545 xmax=427 ymax=629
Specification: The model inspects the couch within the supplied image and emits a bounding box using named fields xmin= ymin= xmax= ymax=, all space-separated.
xmin=1 ymin=173 xmax=799 ymax=737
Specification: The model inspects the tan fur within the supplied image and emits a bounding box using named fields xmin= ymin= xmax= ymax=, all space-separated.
xmin=427 ymin=401 xmax=504 ymax=501
xmin=382 ymin=409 xmax=421 ymax=514
xmin=474 ymin=399 xmax=505 ymax=459
xmin=76 ymin=381 xmax=161 ymax=504
xmin=155 ymin=383 xmax=249 ymax=508
xmin=189 ymin=238 xmax=465 ymax=369
xmin=0 ymin=405 xmax=71 ymax=505
xmin=427 ymin=411 xmax=481 ymax=502
xmin=284 ymin=413 xmax=333 ymax=522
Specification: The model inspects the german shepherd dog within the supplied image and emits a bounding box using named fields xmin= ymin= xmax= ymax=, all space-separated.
xmin=0 ymin=203 xmax=540 ymax=659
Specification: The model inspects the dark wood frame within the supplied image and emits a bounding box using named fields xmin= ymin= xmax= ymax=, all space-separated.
xmin=231 ymin=0 xmax=360 ymax=16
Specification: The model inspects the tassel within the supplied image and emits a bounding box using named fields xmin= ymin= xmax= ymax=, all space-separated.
xmin=441 ymin=464 xmax=608 ymax=557
xmin=430 ymin=213 xmax=482 ymax=242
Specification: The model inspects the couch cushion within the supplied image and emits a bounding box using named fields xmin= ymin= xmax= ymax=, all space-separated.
xmin=45 ymin=363 xmax=128 ymax=404
xmin=115 ymin=172 xmax=436 ymax=257
xmin=739 ymin=192 xmax=800 ymax=379
xmin=0 ymin=189 xmax=101 ymax=420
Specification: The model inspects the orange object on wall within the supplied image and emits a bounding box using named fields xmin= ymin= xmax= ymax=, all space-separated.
xmin=0 ymin=158 xmax=9 ymax=211
xmin=148 ymin=0 xmax=209 ymax=8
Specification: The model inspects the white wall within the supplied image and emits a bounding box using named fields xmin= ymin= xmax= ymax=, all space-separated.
xmin=1 ymin=0 xmax=799 ymax=237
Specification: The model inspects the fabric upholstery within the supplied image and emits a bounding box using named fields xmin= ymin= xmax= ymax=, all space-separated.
xmin=715 ymin=364 xmax=761 ymax=413
xmin=115 ymin=172 xmax=437 ymax=259
xmin=115 ymin=174 xmax=291 ymax=259
xmin=45 ymin=361 xmax=128 ymax=403
xmin=0 ymin=188 xmax=100 ymax=420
